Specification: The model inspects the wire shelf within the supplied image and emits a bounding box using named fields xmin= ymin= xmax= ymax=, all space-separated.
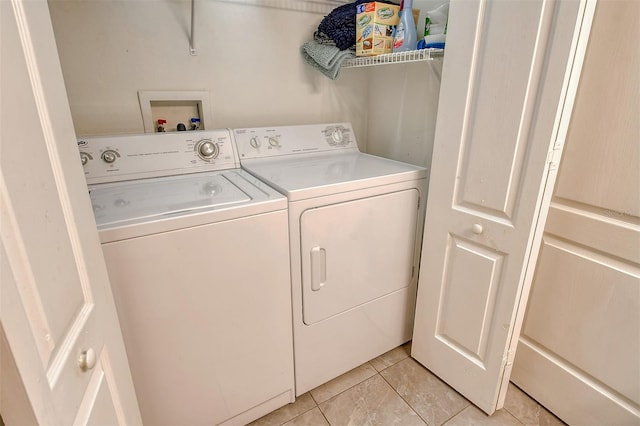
xmin=342 ymin=48 xmax=444 ymax=68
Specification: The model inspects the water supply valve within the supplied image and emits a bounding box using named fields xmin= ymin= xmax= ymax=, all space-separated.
xmin=157 ymin=119 xmax=167 ymax=132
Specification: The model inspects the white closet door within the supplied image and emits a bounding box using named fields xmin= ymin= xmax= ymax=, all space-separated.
xmin=512 ymin=1 xmax=640 ymax=423
xmin=0 ymin=0 xmax=141 ymax=424
xmin=411 ymin=0 xmax=594 ymax=415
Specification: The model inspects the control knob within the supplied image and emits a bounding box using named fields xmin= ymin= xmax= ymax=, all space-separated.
xmin=331 ymin=129 xmax=344 ymax=144
xmin=324 ymin=126 xmax=349 ymax=146
xmin=268 ymin=137 xmax=280 ymax=147
xmin=249 ymin=137 xmax=261 ymax=149
xmin=195 ymin=139 xmax=219 ymax=160
xmin=101 ymin=150 xmax=118 ymax=164
xmin=80 ymin=152 xmax=91 ymax=166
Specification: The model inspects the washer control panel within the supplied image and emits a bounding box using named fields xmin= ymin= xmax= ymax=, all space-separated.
xmin=234 ymin=123 xmax=358 ymax=160
xmin=78 ymin=129 xmax=238 ymax=184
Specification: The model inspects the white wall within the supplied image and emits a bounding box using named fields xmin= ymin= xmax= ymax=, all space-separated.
xmin=364 ymin=0 xmax=446 ymax=170
xmin=48 ymin=0 xmax=445 ymax=169
xmin=47 ymin=0 xmax=369 ymax=139
xmin=366 ymin=60 xmax=442 ymax=171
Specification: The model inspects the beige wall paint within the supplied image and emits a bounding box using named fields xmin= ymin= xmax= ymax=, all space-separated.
xmin=365 ymin=60 xmax=442 ymax=171
xmin=47 ymin=1 xmax=370 ymax=139
xmin=47 ymin=0 xmax=443 ymax=168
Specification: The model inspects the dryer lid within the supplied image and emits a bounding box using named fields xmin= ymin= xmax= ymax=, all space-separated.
xmin=242 ymin=152 xmax=427 ymax=201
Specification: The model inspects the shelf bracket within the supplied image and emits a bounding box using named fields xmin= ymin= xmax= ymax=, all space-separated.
xmin=189 ymin=0 xmax=197 ymax=56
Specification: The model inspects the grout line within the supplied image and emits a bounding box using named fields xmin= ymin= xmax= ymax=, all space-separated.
xmin=378 ymin=354 xmax=473 ymax=426
xmin=439 ymin=405 xmax=472 ymax=426
xmin=505 ymin=408 xmax=527 ymax=426
xmin=313 ymin=371 xmax=384 ymax=426
xmin=317 ymin=405 xmax=332 ymax=426
xmin=371 ymin=345 xmax=412 ymax=373
xmin=503 ymin=406 xmax=523 ymax=425
xmin=308 ymin=391 xmax=320 ymax=406
xmin=378 ymin=369 xmax=433 ymax=426
xmin=309 ymin=362 xmax=379 ymax=405
xmin=277 ymin=406 xmax=316 ymax=426
xmin=278 ymin=350 xmax=563 ymax=426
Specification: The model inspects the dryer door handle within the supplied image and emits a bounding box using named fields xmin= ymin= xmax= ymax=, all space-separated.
xmin=310 ymin=246 xmax=327 ymax=291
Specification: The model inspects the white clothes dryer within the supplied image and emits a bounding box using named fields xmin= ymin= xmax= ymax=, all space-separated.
xmin=234 ymin=123 xmax=428 ymax=395
xmin=79 ymin=130 xmax=294 ymax=425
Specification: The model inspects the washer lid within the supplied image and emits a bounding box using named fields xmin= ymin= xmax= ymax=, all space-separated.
xmin=242 ymin=152 xmax=428 ymax=201
xmin=89 ymin=169 xmax=282 ymax=230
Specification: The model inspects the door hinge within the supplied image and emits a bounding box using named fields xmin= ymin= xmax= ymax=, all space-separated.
xmin=503 ymin=348 xmax=517 ymax=369
xmin=547 ymin=144 xmax=563 ymax=171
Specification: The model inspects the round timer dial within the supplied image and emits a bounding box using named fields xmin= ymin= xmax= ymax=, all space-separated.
xmin=195 ymin=139 xmax=219 ymax=160
xmin=323 ymin=126 xmax=350 ymax=146
xmin=80 ymin=152 xmax=91 ymax=166
xmin=101 ymin=150 xmax=118 ymax=164
xmin=268 ymin=137 xmax=281 ymax=147
xmin=249 ymin=137 xmax=261 ymax=149
xmin=331 ymin=129 xmax=344 ymax=144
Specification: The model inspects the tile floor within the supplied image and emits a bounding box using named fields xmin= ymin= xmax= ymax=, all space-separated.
xmin=250 ymin=343 xmax=565 ymax=426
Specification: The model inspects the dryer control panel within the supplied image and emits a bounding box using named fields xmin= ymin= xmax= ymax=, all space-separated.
xmin=234 ymin=123 xmax=359 ymax=160
xmin=78 ymin=129 xmax=239 ymax=184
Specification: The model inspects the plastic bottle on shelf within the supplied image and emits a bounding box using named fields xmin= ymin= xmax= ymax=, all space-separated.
xmin=422 ymin=2 xmax=449 ymax=49
xmin=393 ymin=0 xmax=417 ymax=52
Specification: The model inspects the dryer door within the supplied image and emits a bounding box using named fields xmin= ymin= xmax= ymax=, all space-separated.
xmin=300 ymin=189 xmax=419 ymax=325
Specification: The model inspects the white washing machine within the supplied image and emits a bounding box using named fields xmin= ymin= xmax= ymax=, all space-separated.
xmin=234 ymin=123 xmax=428 ymax=395
xmin=79 ymin=130 xmax=294 ymax=425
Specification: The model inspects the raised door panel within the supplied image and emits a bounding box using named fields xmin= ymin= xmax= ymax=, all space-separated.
xmin=515 ymin=221 xmax=640 ymax=424
xmin=436 ymin=237 xmax=506 ymax=365
xmin=75 ymin=349 xmax=121 ymax=426
xmin=0 ymin=248 xmax=40 ymax=425
xmin=524 ymin=238 xmax=639 ymax=402
xmin=544 ymin=203 xmax=640 ymax=265
xmin=552 ymin=0 xmax=640 ymax=218
xmin=455 ymin=0 xmax=544 ymax=220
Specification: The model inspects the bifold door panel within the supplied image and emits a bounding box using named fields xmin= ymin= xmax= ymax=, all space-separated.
xmin=411 ymin=0 xmax=592 ymax=415
xmin=300 ymin=189 xmax=419 ymax=325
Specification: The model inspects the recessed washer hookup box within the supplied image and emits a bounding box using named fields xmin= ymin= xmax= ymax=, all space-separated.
xmin=356 ymin=2 xmax=400 ymax=57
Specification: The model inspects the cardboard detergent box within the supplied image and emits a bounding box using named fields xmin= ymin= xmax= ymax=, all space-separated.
xmin=355 ymin=2 xmax=400 ymax=56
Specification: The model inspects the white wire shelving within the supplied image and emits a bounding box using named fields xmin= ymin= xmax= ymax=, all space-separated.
xmin=341 ymin=48 xmax=444 ymax=68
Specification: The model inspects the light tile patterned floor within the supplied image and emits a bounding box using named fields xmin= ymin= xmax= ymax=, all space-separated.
xmin=250 ymin=342 xmax=565 ymax=426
